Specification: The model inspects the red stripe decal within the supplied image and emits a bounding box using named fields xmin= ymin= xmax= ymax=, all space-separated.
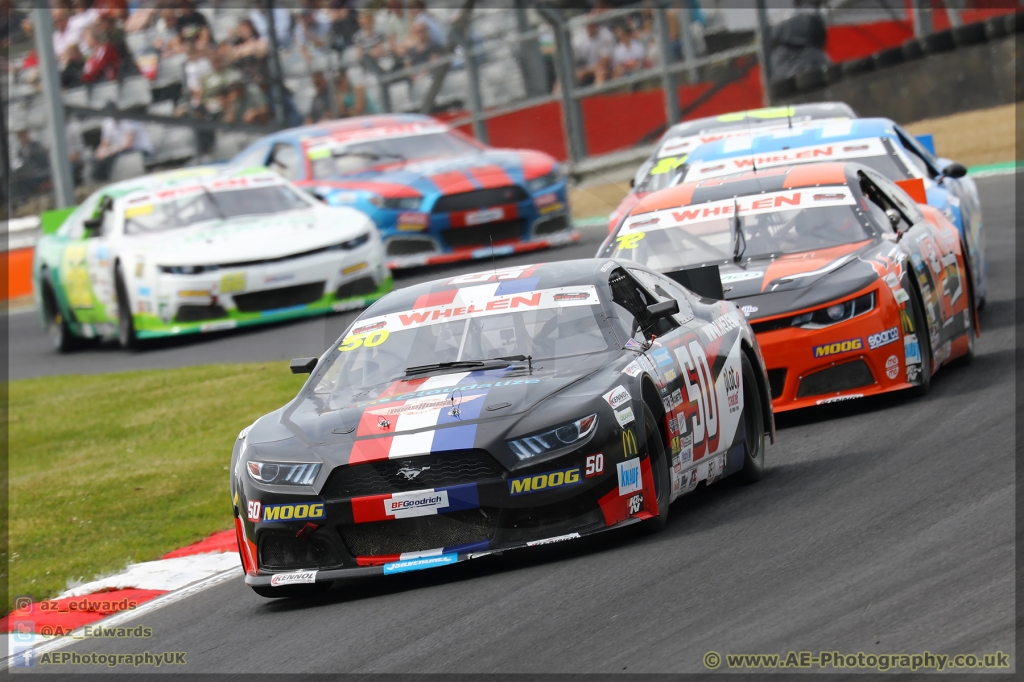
xmin=413 ymin=288 xmax=459 ymax=309
xmin=348 ymin=437 xmax=393 ymax=464
xmin=351 ymin=493 xmax=391 ymax=523
xmin=466 ymin=164 xmax=514 ymax=189
xmin=356 ymin=554 xmax=401 ymax=566
xmin=430 ymin=170 xmax=477 ymax=194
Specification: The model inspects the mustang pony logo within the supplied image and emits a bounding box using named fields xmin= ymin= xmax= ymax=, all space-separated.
xmin=396 ymin=466 xmax=431 ymax=481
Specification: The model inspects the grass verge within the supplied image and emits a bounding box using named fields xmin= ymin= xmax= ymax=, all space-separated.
xmin=8 ymin=362 xmax=305 ymax=611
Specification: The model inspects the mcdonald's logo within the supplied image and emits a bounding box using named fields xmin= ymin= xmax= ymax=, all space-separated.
xmin=622 ymin=428 xmax=639 ymax=459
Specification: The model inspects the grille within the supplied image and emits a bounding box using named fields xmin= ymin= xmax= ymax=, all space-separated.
xmin=335 ymin=276 xmax=378 ymax=299
xmin=232 ymin=282 xmax=325 ymax=313
xmin=385 ymin=238 xmax=436 ymax=257
xmin=175 ymin=304 xmax=228 ymax=323
xmin=767 ymin=369 xmax=787 ymax=399
xmin=532 ymin=214 xmax=570 ymax=237
xmin=797 ymin=360 xmax=875 ymax=398
xmin=259 ymin=533 xmax=343 ymax=569
xmin=441 ymin=220 xmax=524 ymax=250
xmin=323 ymin=450 xmax=505 ymax=498
xmin=432 ymin=186 xmax=528 ymax=213
xmin=339 ymin=508 xmax=497 ymax=556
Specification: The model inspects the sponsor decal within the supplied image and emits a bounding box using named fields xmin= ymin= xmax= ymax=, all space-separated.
xmin=741 ymin=305 xmax=758 ymax=316
xmin=904 ymin=333 xmax=921 ymax=365
xmin=615 ymin=406 xmax=635 ymax=427
xmin=448 ymin=265 xmax=536 ymax=285
xmin=812 ymin=338 xmax=863 ymax=358
xmin=527 ymin=532 xmax=580 ymax=546
xmin=332 ymin=191 xmax=360 ymax=204
xmin=539 ymin=201 xmax=565 ymax=215
xmin=900 ymin=309 xmax=915 ymax=334
xmin=178 ymin=289 xmax=210 ymax=298
xmin=671 ymin=388 xmax=683 ymax=409
xmin=342 ymin=262 xmax=369 ymax=275
xmin=271 ymin=571 xmax=317 ymax=586
xmin=651 ymin=347 xmax=673 ymax=366
xmin=137 ymin=286 xmax=152 ymax=297
xmin=720 ymin=270 xmax=764 ymax=283
xmin=627 ymin=493 xmax=644 ymax=515
xmin=383 ymin=553 xmax=458 ymax=575
xmin=553 ymin=292 xmax=590 ymax=302
xmin=265 ymin=273 xmax=295 ymax=284
xmin=885 ymin=355 xmax=900 ymax=380
xmin=629 ymin=217 xmax=661 ymax=229
xmin=384 ymin=490 xmax=449 ymax=518
xmin=907 ymin=364 xmax=921 ymax=382
xmin=585 ymin=454 xmax=604 ymax=478
xmin=262 ymin=502 xmax=326 ymax=523
xmin=603 ymin=385 xmax=632 ymax=409
xmin=868 ymin=326 xmax=900 ymax=350
xmin=624 ymin=338 xmax=643 ymax=351
xmin=617 ymin=458 xmax=642 ymax=496
xmin=200 ymin=320 xmax=236 ymax=332
xmin=465 ymin=207 xmax=505 ymax=226
xmin=220 ymin=272 xmax=246 ymax=294
xmin=680 ymin=433 xmax=693 ymax=464
xmin=397 ymin=212 xmax=428 ymax=231
xmin=668 ymin=417 xmax=679 ymax=434
xmin=622 ymin=428 xmax=639 ymax=459
xmin=684 ymin=138 xmax=887 ymax=181
xmin=724 ymin=365 xmax=741 ymax=413
xmin=622 ymin=361 xmax=642 ymax=377
xmin=508 ymin=467 xmax=582 ymax=496
xmin=690 ymin=468 xmax=698 ymax=487
xmin=816 ymin=394 xmax=864 ymax=405
xmin=701 ymin=312 xmax=741 ymax=342
xmin=663 ymin=368 xmax=677 ymax=382
xmin=534 ymin=192 xmax=557 ymax=207
xmin=670 ymin=435 xmax=681 ymax=455
xmin=352 ymin=320 xmax=387 ymax=336
xmin=245 ymin=500 xmax=261 ymax=522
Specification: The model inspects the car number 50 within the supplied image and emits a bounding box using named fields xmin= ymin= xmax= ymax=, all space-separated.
xmin=339 ymin=329 xmax=390 ymax=352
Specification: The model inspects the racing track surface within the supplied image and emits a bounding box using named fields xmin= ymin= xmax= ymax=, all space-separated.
xmin=18 ymin=176 xmax=1016 ymax=674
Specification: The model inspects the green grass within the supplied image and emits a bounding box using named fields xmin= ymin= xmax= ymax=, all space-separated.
xmin=7 ymin=362 xmax=306 ymax=611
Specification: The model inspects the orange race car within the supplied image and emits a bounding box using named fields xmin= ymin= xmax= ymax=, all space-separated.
xmin=596 ymin=162 xmax=979 ymax=412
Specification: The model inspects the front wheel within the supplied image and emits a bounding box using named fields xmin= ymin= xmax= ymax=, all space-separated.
xmin=734 ymin=353 xmax=765 ymax=484
xmin=904 ymin=275 xmax=932 ymax=397
xmin=42 ymin=281 xmax=79 ymax=353
xmin=115 ymin=266 xmax=139 ymax=350
xmin=250 ymin=582 xmax=332 ymax=599
xmin=638 ymin=402 xmax=671 ymax=534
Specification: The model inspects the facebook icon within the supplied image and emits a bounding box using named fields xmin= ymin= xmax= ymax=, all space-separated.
xmin=12 ymin=646 xmax=36 ymax=668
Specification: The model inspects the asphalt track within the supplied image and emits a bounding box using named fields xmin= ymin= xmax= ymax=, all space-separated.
xmin=17 ymin=175 xmax=1016 ymax=674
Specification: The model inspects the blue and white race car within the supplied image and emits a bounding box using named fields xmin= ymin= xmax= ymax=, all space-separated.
xmin=231 ymin=114 xmax=577 ymax=270
xmin=679 ymin=118 xmax=987 ymax=306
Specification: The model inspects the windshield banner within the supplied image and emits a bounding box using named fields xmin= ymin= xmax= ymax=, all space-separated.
xmin=347 ymin=285 xmax=600 ymax=335
xmin=656 ymin=118 xmax=850 ymax=159
xmin=307 ymin=123 xmax=449 ymax=158
xmin=683 ymin=137 xmax=888 ymax=181
xmin=624 ymin=186 xmax=857 ymax=233
xmin=123 ymin=174 xmax=285 ymax=207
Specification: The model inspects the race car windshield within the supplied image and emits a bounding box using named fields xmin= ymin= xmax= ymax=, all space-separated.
xmin=602 ymin=204 xmax=874 ymax=270
xmin=314 ymin=300 xmax=615 ymax=398
xmin=123 ymin=185 xmax=312 ymax=235
xmin=310 ymin=132 xmax=480 ymax=179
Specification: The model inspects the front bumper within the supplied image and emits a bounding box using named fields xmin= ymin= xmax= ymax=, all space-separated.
xmin=131 ymin=241 xmax=391 ymax=339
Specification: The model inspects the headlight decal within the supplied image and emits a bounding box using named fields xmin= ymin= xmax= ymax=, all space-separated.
xmin=246 ymin=461 xmax=322 ymax=486
xmin=508 ymin=414 xmax=598 ymax=460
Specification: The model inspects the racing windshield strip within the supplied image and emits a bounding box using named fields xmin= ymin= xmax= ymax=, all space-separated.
xmin=342 ymin=285 xmax=601 ymax=340
xmin=683 ymin=137 xmax=891 ymax=182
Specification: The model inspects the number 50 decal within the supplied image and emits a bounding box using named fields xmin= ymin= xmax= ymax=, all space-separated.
xmin=339 ymin=329 xmax=390 ymax=352
xmin=673 ymin=339 xmax=720 ymax=460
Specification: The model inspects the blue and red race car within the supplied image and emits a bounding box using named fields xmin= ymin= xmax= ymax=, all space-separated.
xmin=231 ymin=114 xmax=578 ymax=269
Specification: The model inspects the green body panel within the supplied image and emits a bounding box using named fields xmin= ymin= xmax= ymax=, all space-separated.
xmin=39 ymin=207 xmax=76 ymax=235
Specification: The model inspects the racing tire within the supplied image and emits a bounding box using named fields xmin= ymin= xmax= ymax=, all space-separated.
xmin=114 ymin=266 xmax=140 ymax=350
xmin=734 ymin=353 xmax=766 ymax=484
xmin=41 ymin=279 xmax=80 ymax=353
xmin=638 ymin=403 xmax=671 ymax=535
xmin=250 ymin=582 xmax=332 ymax=600
xmin=905 ymin=275 xmax=932 ymax=398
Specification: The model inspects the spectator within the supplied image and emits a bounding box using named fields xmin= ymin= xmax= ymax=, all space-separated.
xmin=404 ymin=20 xmax=442 ymax=68
xmin=354 ymin=10 xmax=388 ymax=61
xmin=182 ymin=38 xmax=212 ymax=109
xmin=52 ymin=9 xmax=87 ymax=86
xmin=1 ymin=0 xmax=28 ymax=50
xmin=81 ymin=25 xmax=121 ymax=82
xmin=67 ymin=0 xmax=99 ymax=53
xmin=123 ymin=5 xmax=156 ymax=34
xmin=152 ymin=7 xmax=183 ymax=57
xmin=10 ymin=128 xmax=50 ymax=201
xmin=334 ymin=68 xmax=376 ymax=117
xmin=376 ymin=0 xmax=410 ymax=57
xmin=220 ymin=77 xmax=270 ymax=124
xmin=294 ymin=9 xmax=327 ymax=51
xmin=200 ymin=43 xmax=242 ymax=114
xmin=93 ymin=12 xmax=137 ymax=77
xmin=228 ymin=17 xmax=269 ymax=86
xmin=770 ymin=0 xmax=830 ymax=80
xmin=611 ymin=21 xmax=647 ymax=78
xmin=325 ymin=0 xmax=358 ymax=53
xmin=95 ymin=0 xmax=128 ymax=23
xmin=249 ymin=3 xmax=294 ymax=49
xmin=66 ymin=116 xmax=86 ymax=186
xmin=572 ymin=19 xmax=614 ymax=86
xmin=406 ymin=0 xmax=444 ymax=47
xmin=92 ymin=109 xmax=154 ymax=181
xmin=306 ymin=71 xmax=331 ymax=123
xmin=175 ymin=0 xmax=210 ymax=43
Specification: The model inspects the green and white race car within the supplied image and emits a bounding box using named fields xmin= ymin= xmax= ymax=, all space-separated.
xmin=34 ymin=166 xmax=393 ymax=351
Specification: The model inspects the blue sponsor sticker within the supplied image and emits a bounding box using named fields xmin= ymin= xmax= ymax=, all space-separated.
xmin=383 ymin=553 xmax=458 ymax=575
xmin=868 ymin=326 xmax=900 ymax=350
xmin=651 ymin=347 xmax=673 ymax=366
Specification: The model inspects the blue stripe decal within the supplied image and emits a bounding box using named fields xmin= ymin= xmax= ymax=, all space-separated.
xmin=430 ymin=424 xmax=477 ymax=452
xmin=445 ymin=539 xmax=490 ymax=554
xmin=383 ymin=553 xmax=458 ymax=575
xmin=440 ymin=482 xmax=480 ymax=513
xmin=494 ymin=277 xmax=539 ymax=296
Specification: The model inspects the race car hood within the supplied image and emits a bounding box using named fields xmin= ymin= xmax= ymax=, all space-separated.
xmin=717 ymin=237 xmax=889 ymax=320
xmin=127 ymin=206 xmax=373 ymax=267
xmin=243 ymin=349 xmax=623 ymax=472
xmin=302 ymin=150 xmax=554 ymax=199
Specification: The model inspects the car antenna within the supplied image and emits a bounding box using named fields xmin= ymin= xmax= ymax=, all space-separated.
xmin=786 ymin=105 xmax=793 ymax=129
xmin=489 ymin=234 xmax=497 ymax=279
xmin=745 ymin=113 xmax=759 ymax=174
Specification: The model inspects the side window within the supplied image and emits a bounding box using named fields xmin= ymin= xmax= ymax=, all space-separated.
xmin=268 ymin=143 xmax=301 ymax=181
xmin=233 ymin=142 xmax=271 ymax=169
xmin=866 ymin=169 xmax=923 ymax=224
xmin=858 ymin=173 xmax=912 ymax=232
xmin=607 ymin=268 xmax=675 ymax=343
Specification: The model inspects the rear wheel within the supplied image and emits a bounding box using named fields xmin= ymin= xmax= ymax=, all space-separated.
xmin=251 ymin=582 xmax=332 ymax=599
xmin=734 ymin=353 xmax=765 ymax=484
xmin=41 ymin=280 xmax=79 ymax=353
xmin=114 ymin=266 xmax=139 ymax=350
xmin=905 ymin=276 xmax=932 ymax=397
xmin=638 ymin=403 xmax=671 ymax=534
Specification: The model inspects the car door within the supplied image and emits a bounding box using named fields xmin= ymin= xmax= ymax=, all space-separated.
xmin=51 ymin=193 xmax=119 ymax=330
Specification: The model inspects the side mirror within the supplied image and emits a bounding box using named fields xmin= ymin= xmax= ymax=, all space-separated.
xmin=941 ymin=162 xmax=967 ymax=179
xmin=885 ymin=209 xmax=902 ymax=230
xmin=646 ymin=299 xmax=679 ymax=320
xmin=303 ymin=187 xmax=328 ymax=203
xmin=83 ymin=216 xmax=102 ymax=231
xmin=629 ymin=178 xmax=635 ymax=188
xmin=290 ymin=357 xmax=318 ymax=374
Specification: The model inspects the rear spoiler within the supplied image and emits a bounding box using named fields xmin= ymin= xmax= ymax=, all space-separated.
xmin=664 ymin=265 xmax=724 ymax=301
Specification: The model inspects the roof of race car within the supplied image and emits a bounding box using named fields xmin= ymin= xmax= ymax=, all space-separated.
xmin=683 ymin=117 xmax=902 ymax=163
xmin=105 ymin=166 xmax=286 ymax=203
xmin=245 ymin=113 xmax=441 ymax=148
xmin=662 ymin=102 xmax=857 ymax=139
xmin=628 ymin=162 xmax=857 ymax=216
xmin=360 ymin=260 xmax=616 ymax=317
